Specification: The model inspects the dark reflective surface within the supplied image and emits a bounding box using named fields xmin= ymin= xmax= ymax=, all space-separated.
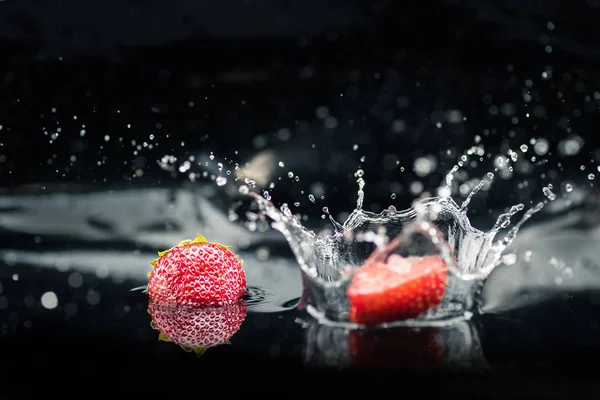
xmin=3 ymin=0 xmax=600 ymax=392
xmin=2 ymin=186 xmax=600 ymax=373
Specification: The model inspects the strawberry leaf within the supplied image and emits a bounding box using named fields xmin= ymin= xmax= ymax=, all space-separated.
xmin=192 ymin=347 xmax=207 ymax=357
xmin=158 ymin=333 xmax=172 ymax=342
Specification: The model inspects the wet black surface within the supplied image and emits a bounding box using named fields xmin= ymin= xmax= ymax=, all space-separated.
xmin=3 ymin=0 xmax=600 ymax=394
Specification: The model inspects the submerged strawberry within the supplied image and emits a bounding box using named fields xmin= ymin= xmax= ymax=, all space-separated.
xmin=147 ymin=234 xmax=246 ymax=307
xmin=149 ymin=299 xmax=247 ymax=356
xmin=349 ymin=326 xmax=445 ymax=369
xmin=347 ymin=254 xmax=448 ymax=325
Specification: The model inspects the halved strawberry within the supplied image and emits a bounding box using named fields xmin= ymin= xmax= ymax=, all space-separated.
xmin=148 ymin=299 xmax=247 ymax=356
xmin=347 ymin=254 xmax=448 ymax=325
xmin=349 ymin=326 xmax=445 ymax=369
xmin=147 ymin=233 xmax=246 ymax=307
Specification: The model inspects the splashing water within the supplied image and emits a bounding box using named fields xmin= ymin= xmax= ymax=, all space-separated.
xmin=159 ymin=144 xmax=552 ymax=327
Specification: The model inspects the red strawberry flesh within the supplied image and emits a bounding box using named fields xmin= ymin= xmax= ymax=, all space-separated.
xmin=347 ymin=254 xmax=448 ymax=325
xmin=349 ymin=326 xmax=445 ymax=369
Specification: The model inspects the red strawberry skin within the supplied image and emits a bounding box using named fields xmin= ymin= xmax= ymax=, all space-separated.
xmin=147 ymin=234 xmax=246 ymax=307
xmin=347 ymin=254 xmax=448 ymax=325
xmin=149 ymin=300 xmax=247 ymax=355
xmin=349 ymin=326 xmax=445 ymax=369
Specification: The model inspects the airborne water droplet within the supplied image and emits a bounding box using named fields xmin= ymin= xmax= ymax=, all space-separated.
xmin=542 ymin=185 xmax=556 ymax=201
xmin=216 ymin=176 xmax=227 ymax=186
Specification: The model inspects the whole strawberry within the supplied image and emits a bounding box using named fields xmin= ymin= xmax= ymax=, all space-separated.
xmin=149 ymin=299 xmax=247 ymax=356
xmin=147 ymin=234 xmax=246 ymax=307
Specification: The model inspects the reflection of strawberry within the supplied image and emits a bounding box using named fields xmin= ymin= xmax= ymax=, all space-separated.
xmin=347 ymin=254 xmax=448 ymax=325
xmin=349 ymin=327 xmax=445 ymax=369
xmin=148 ymin=299 xmax=247 ymax=356
xmin=147 ymin=234 xmax=246 ymax=307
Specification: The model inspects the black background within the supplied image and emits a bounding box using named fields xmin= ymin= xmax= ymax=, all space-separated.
xmin=3 ymin=0 xmax=600 ymax=394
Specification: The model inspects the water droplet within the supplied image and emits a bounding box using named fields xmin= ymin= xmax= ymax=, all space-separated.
xmin=542 ymin=185 xmax=557 ymax=201
xmin=588 ymin=173 xmax=595 ymax=181
xmin=501 ymin=253 xmax=517 ymax=265
xmin=554 ymin=276 xmax=564 ymax=285
xmin=413 ymin=156 xmax=437 ymax=177
xmin=565 ymin=183 xmax=573 ymax=193
xmin=239 ymin=185 xmax=250 ymax=195
xmin=41 ymin=291 xmax=58 ymax=310
xmin=216 ymin=176 xmax=227 ymax=186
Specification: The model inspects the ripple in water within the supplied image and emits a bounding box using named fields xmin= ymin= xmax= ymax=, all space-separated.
xmin=244 ymin=286 xmax=274 ymax=308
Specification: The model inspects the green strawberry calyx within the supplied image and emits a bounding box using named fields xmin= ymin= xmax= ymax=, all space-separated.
xmin=148 ymin=233 xmax=240 ymax=275
xmin=150 ymin=321 xmax=231 ymax=357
